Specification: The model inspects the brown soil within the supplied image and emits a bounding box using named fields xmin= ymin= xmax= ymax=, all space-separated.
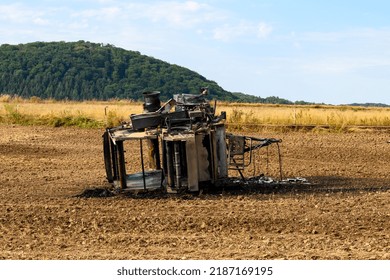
xmin=0 ymin=124 xmax=389 ymax=259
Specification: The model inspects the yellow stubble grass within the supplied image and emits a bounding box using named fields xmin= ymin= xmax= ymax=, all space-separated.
xmin=217 ymin=103 xmax=390 ymax=127
xmin=1 ymin=95 xmax=390 ymax=129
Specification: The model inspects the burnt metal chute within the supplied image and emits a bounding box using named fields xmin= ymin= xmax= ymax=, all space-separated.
xmin=102 ymin=89 xmax=282 ymax=193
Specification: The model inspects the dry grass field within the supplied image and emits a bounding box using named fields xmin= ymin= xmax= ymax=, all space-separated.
xmin=0 ymin=97 xmax=389 ymax=260
xmin=1 ymin=95 xmax=390 ymax=130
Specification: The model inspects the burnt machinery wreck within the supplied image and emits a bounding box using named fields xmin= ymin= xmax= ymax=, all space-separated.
xmin=103 ymin=89 xmax=285 ymax=193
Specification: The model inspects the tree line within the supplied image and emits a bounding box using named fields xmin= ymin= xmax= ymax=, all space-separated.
xmin=0 ymin=41 xmax=294 ymax=103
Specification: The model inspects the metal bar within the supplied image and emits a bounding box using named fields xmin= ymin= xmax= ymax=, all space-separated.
xmin=227 ymin=139 xmax=231 ymax=167
xmin=162 ymin=140 xmax=167 ymax=173
xmin=153 ymin=138 xmax=161 ymax=170
xmin=111 ymin=139 xmax=118 ymax=181
xmin=232 ymin=157 xmax=246 ymax=182
xmin=210 ymin=130 xmax=218 ymax=182
xmin=117 ymin=141 xmax=127 ymax=189
xmin=215 ymin=125 xmax=228 ymax=178
xmin=166 ymin=141 xmax=174 ymax=188
xmin=252 ymin=149 xmax=257 ymax=177
xmin=266 ymin=146 xmax=269 ymax=174
xmin=140 ymin=139 xmax=147 ymax=191
xmin=245 ymin=137 xmax=253 ymax=167
xmin=277 ymin=142 xmax=283 ymax=181
xmin=103 ymin=131 xmax=113 ymax=182
xmin=174 ymin=141 xmax=181 ymax=188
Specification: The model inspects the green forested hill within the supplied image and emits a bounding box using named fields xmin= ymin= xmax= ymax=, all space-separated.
xmin=0 ymin=41 xmax=292 ymax=103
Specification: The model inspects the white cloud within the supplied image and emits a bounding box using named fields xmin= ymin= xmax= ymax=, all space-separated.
xmin=257 ymin=22 xmax=273 ymax=38
xmin=301 ymin=59 xmax=356 ymax=74
xmin=68 ymin=19 xmax=89 ymax=30
xmin=33 ymin=17 xmax=49 ymax=26
xmin=281 ymin=27 xmax=390 ymax=74
xmin=140 ymin=1 xmax=222 ymax=28
xmin=68 ymin=1 xmax=222 ymax=30
xmin=0 ymin=3 xmax=38 ymax=23
xmin=0 ymin=1 xmax=271 ymax=46
xmin=71 ymin=6 xmax=121 ymax=20
xmin=301 ymin=57 xmax=390 ymax=75
xmin=213 ymin=21 xmax=272 ymax=42
xmin=298 ymin=27 xmax=390 ymax=44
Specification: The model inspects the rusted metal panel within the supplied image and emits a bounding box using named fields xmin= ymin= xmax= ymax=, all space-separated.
xmin=215 ymin=125 xmax=228 ymax=178
xmin=185 ymin=135 xmax=199 ymax=191
xmin=162 ymin=133 xmax=192 ymax=141
xmin=110 ymin=130 xmax=159 ymax=141
xmin=196 ymin=134 xmax=211 ymax=182
xmin=210 ymin=130 xmax=218 ymax=182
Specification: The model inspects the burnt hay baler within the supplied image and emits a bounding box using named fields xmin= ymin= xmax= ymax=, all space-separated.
xmin=102 ymin=89 xmax=283 ymax=193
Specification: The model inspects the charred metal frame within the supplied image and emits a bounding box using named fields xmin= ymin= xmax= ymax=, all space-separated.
xmin=103 ymin=89 xmax=282 ymax=193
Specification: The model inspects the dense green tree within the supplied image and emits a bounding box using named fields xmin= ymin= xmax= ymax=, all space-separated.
xmin=0 ymin=41 xmax=294 ymax=103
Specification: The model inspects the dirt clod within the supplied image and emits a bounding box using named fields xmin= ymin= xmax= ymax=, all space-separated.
xmin=0 ymin=125 xmax=389 ymax=259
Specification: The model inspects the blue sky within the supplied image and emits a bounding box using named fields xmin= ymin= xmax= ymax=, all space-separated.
xmin=1 ymin=0 xmax=390 ymax=104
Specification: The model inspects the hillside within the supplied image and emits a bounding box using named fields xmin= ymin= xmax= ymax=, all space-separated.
xmin=0 ymin=41 xmax=291 ymax=103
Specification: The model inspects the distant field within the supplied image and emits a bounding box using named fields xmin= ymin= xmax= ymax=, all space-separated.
xmin=220 ymin=102 xmax=390 ymax=131
xmin=1 ymin=95 xmax=390 ymax=131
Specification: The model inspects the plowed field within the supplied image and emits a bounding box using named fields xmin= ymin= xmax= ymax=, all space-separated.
xmin=1 ymin=125 xmax=389 ymax=259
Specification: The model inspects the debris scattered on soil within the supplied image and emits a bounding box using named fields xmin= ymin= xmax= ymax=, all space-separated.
xmin=76 ymin=187 xmax=115 ymax=198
